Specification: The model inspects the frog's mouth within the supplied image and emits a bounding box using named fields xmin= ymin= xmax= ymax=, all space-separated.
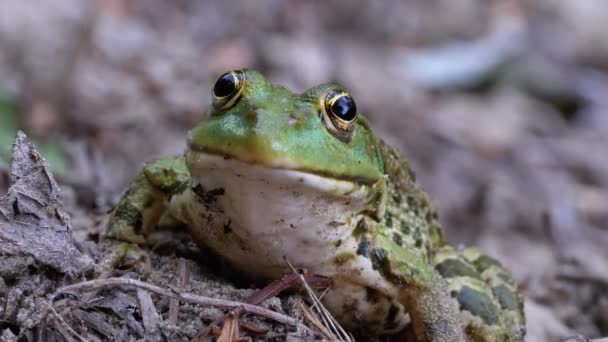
xmin=185 ymin=149 xmax=370 ymax=197
xmin=186 ymin=120 xmax=385 ymax=185
xmin=186 ymin=142 xmax=379 ymax=186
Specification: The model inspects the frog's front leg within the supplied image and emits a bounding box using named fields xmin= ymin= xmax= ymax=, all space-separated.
xmin=107 ymin=157 xmax=190 ymax=244
xmin=375 ymin=234 xmax=465 ymax=342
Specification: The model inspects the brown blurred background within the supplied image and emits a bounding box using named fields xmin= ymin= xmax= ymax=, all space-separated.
xmin=0 ymin=1 xmax=607 ymax=340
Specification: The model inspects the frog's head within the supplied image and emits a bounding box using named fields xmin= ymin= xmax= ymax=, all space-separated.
xmin=187 ymin=69 xmax=384 ymax=183
xmin=185 ymin=70 xmax=387 ymax=254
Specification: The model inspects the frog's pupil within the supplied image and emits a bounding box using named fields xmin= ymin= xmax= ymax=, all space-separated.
xmin=213 ymin=73 xmax=236 ymax=97
xmin=331 ymin=96 xmax=357 ymax=121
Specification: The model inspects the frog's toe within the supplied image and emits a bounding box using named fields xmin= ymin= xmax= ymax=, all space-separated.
xmin=99 ymin=242 xmax=152 ymax=276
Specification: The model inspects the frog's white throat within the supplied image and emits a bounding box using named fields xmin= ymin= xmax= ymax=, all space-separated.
xmin=183 ymin=151 xmax=375 ymax=278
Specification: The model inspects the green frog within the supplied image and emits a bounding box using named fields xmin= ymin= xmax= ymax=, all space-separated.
xmin=108 ymin=69 xmax=525 ymax=341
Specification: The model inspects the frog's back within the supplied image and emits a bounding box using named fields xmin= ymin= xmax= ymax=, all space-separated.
xmin=378 ymin=140 xmax=526 ymax=341
xmin=377 ymin=139 xmax=444 ymax=264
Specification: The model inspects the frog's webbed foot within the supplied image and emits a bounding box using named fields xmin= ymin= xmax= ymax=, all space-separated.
xmin=95 ymin=242 xmax=152 ymax=276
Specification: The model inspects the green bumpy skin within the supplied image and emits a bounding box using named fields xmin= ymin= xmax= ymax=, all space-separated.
xmin=108 ymin=69 xmax=525 ymax=341
xmin=107 ymin=158 xmax=190 ymax=244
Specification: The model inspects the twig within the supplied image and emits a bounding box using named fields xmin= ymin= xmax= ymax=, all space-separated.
xmin=45 ymin=300 xmax=88 ymax=342
xmin=169 ymin=258 xmax=190 ymax=325
xmin=137 ymin=288 xmax=160 ymax=335
xmin=285 ymin=261 xmax=352 ymax=342
xmin=53 ymin=277 xmax=307 ymax=330
xmin=299 ymin=301 xmax=333 ymax=340
xmin=193 ymin=271 xmax=328 ymax=340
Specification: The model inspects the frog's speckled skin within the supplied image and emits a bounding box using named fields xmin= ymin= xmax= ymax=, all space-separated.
xmin=108 ymin=69 xmax=525 ymax=341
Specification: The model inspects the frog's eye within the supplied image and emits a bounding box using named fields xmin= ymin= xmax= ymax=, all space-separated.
xmin=320 ymin=89 xmax=357 ymax=141
xmin=212 ymin=70 xmax=245 ymax=109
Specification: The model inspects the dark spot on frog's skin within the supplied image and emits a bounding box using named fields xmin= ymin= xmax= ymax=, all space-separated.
xmin=298 ymin=178 xmax=304 ymax=183
xmin=371 ymin=248 xmax=404 ymax=284
xmin=406 ymin=196 xmax=416 ymax=208
xmin=384 ymin=304 xmax=401 ymax=331
xmin=425 ymin=240 xmax=431 ymax=253
xmin=164 ymin=181 xmax=189 ymax=201
xmin=290 ymin=223 xmax=296 ymax=229
xmin=419 ymin=201 xmax=430 ymax=212
xmin=400 ymin=221 xmax=410 ymax=234
xmin=392 ymin=233 xmax=403 ymax=246
xmin=384 ymin=214 xmax=393 ymax=228
xmin=333 ymin=253 xmax=355 ymax=266
xmin=411 ymin=206 xmax=419 ymax=215
xmin=246 ymin=108 xmax=259 ymax=120
xmin=413 ymin=228 xmax=422 ymax=248
xmin=365 ymin=287 xmax=383 ymax=304
xmin=472 ymin=254 xmax=502 ymax=272
xmin=356 ymin=236 xmax=371 ymax=259
xmin=335 ymin=239 xmax=342 ymax=247
xmin=435 ymin=258 xmax=481 ymax=280
xmin=454 ymin=286 xmax=500 ymax=325
xmin=114 ymin=201 xmax=143 ymax=233
xmin=392 ymin=192 xmax=402 ymax=204
xmin=223 ymin=219 xmax=232 ymax=234
xmin=353 ymin=219 xmax=368 ymax=237
xmin=361 ymin=190 xmax=384 ymax=220
xmin=492 ymin=284 xmax=520 ymax=311
xmin=371 ymin=248 xmax=388 ymax=272
xmin=192 ymin=184 xmax=225 ymax=204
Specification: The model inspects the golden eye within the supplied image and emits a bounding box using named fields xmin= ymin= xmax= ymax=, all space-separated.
xmin=320 ymin=89 xmax=357 ymax=141
xmin=212 ymin=70 xmax=245 ymax=109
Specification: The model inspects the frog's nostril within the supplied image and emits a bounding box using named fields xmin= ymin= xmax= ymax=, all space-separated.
xmin=288 ymin=113 xmax=299 ymax=126
xmin=244 ymin=108 xmax=259 ymax=120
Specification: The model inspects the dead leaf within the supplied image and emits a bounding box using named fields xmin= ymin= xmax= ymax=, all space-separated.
xmin=0 ymin=131 xmax=92 ymax=276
